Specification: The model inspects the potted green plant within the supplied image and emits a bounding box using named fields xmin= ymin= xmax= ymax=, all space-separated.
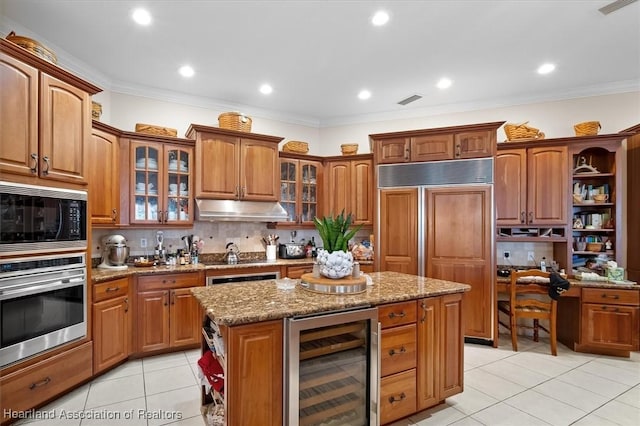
xmin=313 ymin=210 xmax=362 ymax=279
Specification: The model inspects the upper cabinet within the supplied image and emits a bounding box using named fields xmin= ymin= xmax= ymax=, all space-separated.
xmin=371 ymin=122 xmax=503 ymax=165
xmin=278 ymin=153 xmax=323 ymax=226
xmin=0 ymin=39 xmax=101 ymax=186
xmin=186 ymin=125 xmax=283 ymax=201
xmin=324 ymin=154 xmax=374 ymax=225
xmin=89 ymin=122 xmax=121 ymax=226
xmin=125 ymin=137 xmax=194 ymax=225
xmin=496 ymin=144 xmax=568 ymax=227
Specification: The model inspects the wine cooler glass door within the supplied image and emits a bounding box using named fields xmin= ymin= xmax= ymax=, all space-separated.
xmin=285 ymin=307 xmax=379 ymax=426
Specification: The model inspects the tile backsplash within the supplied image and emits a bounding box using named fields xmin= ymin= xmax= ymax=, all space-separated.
xmin=92 ymin=222 xmax=373 ymax=260
xmin=496 ymin=241 xmax=555 ymax=268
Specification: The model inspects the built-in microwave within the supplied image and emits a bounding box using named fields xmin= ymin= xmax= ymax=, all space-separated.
xmin=0 ymin=181 xmax=87 ymax=256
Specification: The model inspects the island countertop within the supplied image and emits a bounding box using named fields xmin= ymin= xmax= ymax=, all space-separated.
xmin=190 ymin=271 xmax=471 ymax=326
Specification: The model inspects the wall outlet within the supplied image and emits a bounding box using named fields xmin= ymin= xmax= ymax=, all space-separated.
xmin=503 ymin=251 xmax=510 ymax=259
xmin=527 ymin=251 xmax=535 ymax=261
xmin=140 ymin=238 xmax=147 ymax=248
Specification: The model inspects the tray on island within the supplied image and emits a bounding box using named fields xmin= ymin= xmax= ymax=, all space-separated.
xmin=299 ymin=273 xmax=367 ymax=295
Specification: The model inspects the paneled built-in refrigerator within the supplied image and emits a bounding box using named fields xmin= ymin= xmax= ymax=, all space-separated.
xmin=377 ymin=158 xmax=495 ymax=343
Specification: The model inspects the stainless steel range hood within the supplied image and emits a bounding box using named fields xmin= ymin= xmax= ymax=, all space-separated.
xmin=195 ymin=199 xmax=288 ymax=222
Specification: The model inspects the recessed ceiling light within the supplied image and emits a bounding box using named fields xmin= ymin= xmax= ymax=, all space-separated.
xmin=358 ymin=90 xmax=372 ymax=100
xmin=371 ymin=10 xmax=390 ymax=26
xmin=436 ymin=78 xmax=453 ymax=89
xmin=132 ymin=8 xmax=152 ymax=26
xmin=259 ymin=84 xmax=273 ymax=95
xmin=537 ymin=63 xmax=556 ymax=74
xmin=178 ymin=65 xmax=195 ymax=78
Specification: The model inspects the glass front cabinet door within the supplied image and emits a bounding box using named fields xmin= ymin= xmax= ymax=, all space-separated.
xmin=130 ymin=141 xmax=193 ymax=225
xmin=279 ymin=157 xmax=321 ymax=226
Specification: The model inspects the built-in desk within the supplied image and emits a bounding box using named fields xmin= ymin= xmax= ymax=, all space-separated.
xmin=496 ymin=276 xmax=639 ymax=357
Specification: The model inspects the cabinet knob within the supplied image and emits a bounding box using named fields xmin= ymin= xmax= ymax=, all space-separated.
xmin=388 ymin=392 xmax=406 ymax=404
xmin=30 ymin=153 xmax=38 ymax=173
xmin=42 ymin=156 xmax=50 ymax=175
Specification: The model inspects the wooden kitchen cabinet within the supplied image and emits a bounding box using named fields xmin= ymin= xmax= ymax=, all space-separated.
xmin=324 ymin=154 xmax=374 ymax=225
xmin=187 ymin=124 xmax=283 ymax=201
xmin=378 ymin=188 xmax=418 ymax=274
xmin=135 ymin=272 xmax=203 ymax=354
xmin=417 ymin=293 xmax=464 ymax=411
xmin=0 ymin=40 xmax=100 ymax=185
xmin=285 ymin=264 xmax=314 ymax=279
xmin=495 ymin=144 xmax=568 ymax=226
xmin=580 ymin=288 xmax=639 ymax=353
xmin=278 ymin=153 xmax=323 ymax=226
xmin=379 ymin=301 xmax=417 ymax=424
xmin=0 ymin=342 xmax=93 ymax=424
xmin=126 ymin=137 xmax=194 ymax=225
xmin=92 ymin=277 xmax=130 ymax=374
xmin=89 ymin=122 xmax=120 ymax=225
xmin=425 ymin=186 xmax=493 ymax=340
xmin=371 ymin=121 xmax=502 ymax=164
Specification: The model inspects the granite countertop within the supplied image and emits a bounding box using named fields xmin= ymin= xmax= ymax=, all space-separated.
xmin=496 ymin=275 xmax=638 ymax=290
xmin=91 ymin=258 xmax=372 ymax=283
xmin=190 ymin=271 xmax=471 ymax=326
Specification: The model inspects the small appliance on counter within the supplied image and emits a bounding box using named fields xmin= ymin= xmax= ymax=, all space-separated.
xmin=279 ymin=242 xmax=306 ymax=259
xmin=98 ymin=234 xmax=130 ymax=270
xmin=223 ymin=242 xmax=240 ymax=264
xmin=154 ymin=231 xmax=166 ymax=263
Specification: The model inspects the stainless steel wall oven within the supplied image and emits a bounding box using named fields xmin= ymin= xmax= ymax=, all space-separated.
xmin=0 ymin=181 xmax=87 ymax=256
xmin=0 ymin=253 xmax=87 ymax=367
xmin=285 ymin=307 xmax=380 ymax=425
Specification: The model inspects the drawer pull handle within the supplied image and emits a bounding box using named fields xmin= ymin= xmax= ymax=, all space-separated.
xmin=389 ymin=392 xmax=406 ymax=404
xmin=124 ymin=297 xmax=129 ymax=312
xmin=601 ymin=294 xmax=620 ymax=300
xmin=30 ymin=153 xmax=38 ymax=173
xmin=602 ymin=306 xmax=620 ymax=312
xmin=389 ymin=346 xmax=407 ymax=356
xmin=105 ymin=287 xmax=119 ymax=292
xmin=388 ymin=311 xmax=406 ymax=319
xmin=29 ymin=377 xmax=51 ymax=390
xmin=42 ymin=156 xmax=50 ymax=175
xmin=520 ymin=211 xmax=525 ymax=224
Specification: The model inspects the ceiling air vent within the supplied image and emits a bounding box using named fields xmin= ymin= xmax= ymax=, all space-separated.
xmin=599 ymin=0 xmax=637 ymax=15
xmin=397 ymin=94 xmax=422 ymax=106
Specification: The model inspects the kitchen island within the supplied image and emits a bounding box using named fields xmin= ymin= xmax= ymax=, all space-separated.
xmin=191 ymin=271 xmax=471 ymax=425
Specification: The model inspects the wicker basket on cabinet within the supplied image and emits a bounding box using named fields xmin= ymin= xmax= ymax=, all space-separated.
xmin=574 ymin=121 xmax=601 ymax=136
xmin=6 ymin=31 xmax=57 ymax=64
xmin=340 ymin=143 xmax=359 ymax=155
xmin=218 ymin=112 xmax=252 ymax=132
xmin=282 ymin=141 xmax=309 ymax=154
xmin=504 ymin=122 xmax=545 ymax=141
xmin=135 ymin=123 xmax=178 ymax=137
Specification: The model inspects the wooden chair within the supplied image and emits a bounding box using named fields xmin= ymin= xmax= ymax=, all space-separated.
xmin=497 ymin=269 xmax=558 ymax=356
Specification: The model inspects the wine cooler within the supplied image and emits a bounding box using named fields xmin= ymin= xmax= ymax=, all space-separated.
xmin=285 ymin=307 xmax=380 ymax=426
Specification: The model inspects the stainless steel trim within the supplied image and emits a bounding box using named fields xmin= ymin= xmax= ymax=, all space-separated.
xmin=196 ymin=199 xmax=288 ymax=222
xmin=0 ymin=181 xmax=87 ymax=200
xmin=418 ymin=187 xmax=425 ymax=277
xmin=205 ymin=271 xmax=280 ymax=285
xmin=371 ymin=321 xmax=381 ymax=426
xmin=378 ymin=157 xmax=494 ymax=187
xmin=0 ymin=240 xmax=87 ymax=256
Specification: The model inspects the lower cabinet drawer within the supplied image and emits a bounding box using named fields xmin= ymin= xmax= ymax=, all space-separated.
xmin=381 ymin=324 xmax=417 ymax=376
xmin=379 ymin=301 xmax=417 ymax=329
xmin=1 ymin=342 xmax=93 ymax=420
xmin=582 ymin=288 xmax=639 ymax=305
xmin=380 ymin=369 xmax=417 ymax=425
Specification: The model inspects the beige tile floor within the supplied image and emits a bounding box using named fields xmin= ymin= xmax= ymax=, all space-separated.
xmin=15 ymin=334 xmax=640 ymax=426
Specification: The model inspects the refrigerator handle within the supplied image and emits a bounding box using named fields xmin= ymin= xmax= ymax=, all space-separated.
xmin=371 ymin=321 xmax=381 ymax=425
